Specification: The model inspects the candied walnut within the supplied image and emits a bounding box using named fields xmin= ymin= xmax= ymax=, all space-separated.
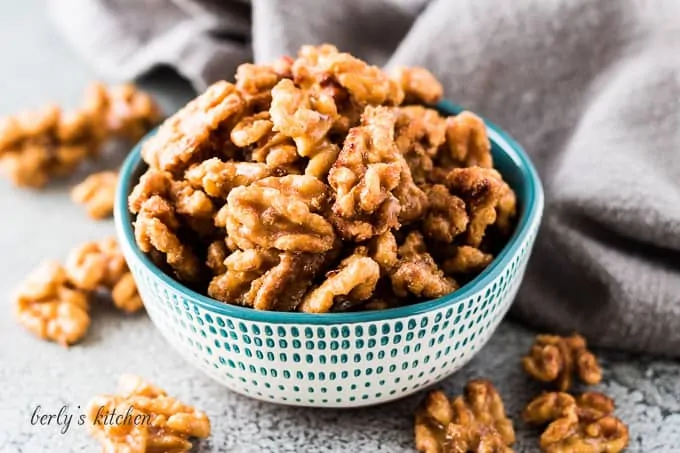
xmin=141 ymin=81 xmax=244 ymax=174
xmin=134 ymin=195 xmax=204 ymax=283
xmin=441 ymin=111 xmax=493 ymax=169
xmin=235 ymin=63 xmax=281 ymax=96
xmin=13 ymin=261 xmax=90 ymax=346
xmin=185 ymin=158 xmax=271 ymax=199
xmin=390 ymin=67 xmax=443 ymax=104
xmin=71 ymin=171 xmax=118 ymax=219
xmin=299 ymin=250 xmax=380 ymax=313
xmin=415 ymin=380 xmax=515 ymax=453
xmin=421 ymin=184 xmax=468 ymax=243
xmin=305 ymin=139 xmax=340 ymax=179
xmin=209 ymin=249 xmax=328 ymax=311
xmin=99 ymin=83 xmax=163 ymax=143
xmin=522 ymin=333 xmax=603 ymax=391
xmin=391 ymin=232 xmax=457 ymax=299
xmin=524 ymin=392 xmax=628 ymax=453
xmin=230 ymin=111 xmax=273 ymax=147
xmin=328 ymin=106 xmax=403 ymax=241
xmin=87 ymin=375 xmax=210 ymax=453
xmin=206 ymin=240 xmax=229 ymax=275
xmin=446 ymin=167 xmax=507 ymax=247
xmin=394 ymin=106 xmax=447 ymax=184
xmin=294 ymin=44 xmax=404 ymax=106
xmin=442 ymin=245 xmax=494 ymax=276
xmin=495 ymin=180 xmax=517 ymax=236
xmin=369 ymin=231 xmax=399 ymax=273
xmin=218 ymin=175 xmax=336 ymax=253
xmin=270 ymin=78 xmax=338 ymax=156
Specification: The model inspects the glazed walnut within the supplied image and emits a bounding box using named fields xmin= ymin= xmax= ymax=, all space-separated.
xmin=441 ymin=111 xmax=493 ymax=169
xmin=394 ymin=106 xmax=447 ymax=184
xmin=421 ymin=184 xmax=468 ymax=243
xmin=446 ymin=167 xmax=507 ymax=247
xmin=390 ymin=67 xmax=443 ymax=105
xmin=391 ymin=232 xmax=457 ymax=299
xmin=523 ymin=333 xmax=603 ymax=391
xmin=13 ymin=261 xmax=90 ymax=346
xmin=218 ymin=175 xmax=336 ymax=253
xmin=71 ymin=171 xmax=118 ymax=219
xmin=523 ymin=392 xmax=628 ymax=453
xmin=328 ymin=106 xmax=403 ymax=240
xmin=185 ymin=158 xmax=272 ymax=199
xmin=87 ymin=375 xmax=211 ymax=453
xmin=299 ymin=249 xmax=380 ymax=313
xmin=415 ymin=380 xmax=515 ymax=453
xmin=442 ymin=245 xmax=494 ymax=276
xmin=141 ymin=81 xmax=244 ymax=174
xmin=65 ymin=237 xmax=143 ymax=313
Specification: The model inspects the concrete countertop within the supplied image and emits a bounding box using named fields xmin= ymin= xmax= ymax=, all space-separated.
xmin=0 ymin=2 xmax=678 ymax=452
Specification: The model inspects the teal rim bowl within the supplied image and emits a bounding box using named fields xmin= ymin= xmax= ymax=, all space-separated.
xmin=114 ymin=100 xmax=544 ymax=324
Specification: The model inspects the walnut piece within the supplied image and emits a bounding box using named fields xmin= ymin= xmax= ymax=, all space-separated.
xmin=442 ymin=245 xmax=494 ymax=276
xmin=441 ymin=111 xmax=493 ymax=169
xmin=299 ymin=249 xmax=380 ymax=313
xmin=218 ymin=175 xmax=336 ymax=253
xmin=71 ymin=171 xmax=118 ymax=219
xmin=141 ymin=81 xmax=244 ymax=174
xmin=522 ymin=333 xmax=603 ymax=391
xmin=391 ymin=232 xmax=457 ymax=299
xmin=87 ymin=375 xmax=210 ymax=453
xmin=415 ymin=380 xmax=515 ymax=453
xmin=523 ymin=392 xmax=628 ymax=453
xmin=185 ymin=157 xmax=272 ymax=199
xmin=394 ymin=106 xmax=447 ymax=184
xmin=390 ymin=67 xmax=443 ymax=105
xmin=421 ymin=184 xmax=468 ymax=243
xmin=13 ymin=261 xmax=90 ymax=346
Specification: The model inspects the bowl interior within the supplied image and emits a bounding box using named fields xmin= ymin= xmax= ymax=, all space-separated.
xmin=114 ymin=101 xmax=544 ymax=324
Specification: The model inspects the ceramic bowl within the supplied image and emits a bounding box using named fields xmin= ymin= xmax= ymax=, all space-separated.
xmin=114 ymin=101 xmax=544 ymax=408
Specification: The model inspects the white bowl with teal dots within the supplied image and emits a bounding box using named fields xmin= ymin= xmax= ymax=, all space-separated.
xmin=115 ymin=101 xmax=544 ymax=408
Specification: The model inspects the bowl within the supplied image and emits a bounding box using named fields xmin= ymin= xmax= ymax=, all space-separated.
xmin=114 ymin=101 xmax=544 ymax=408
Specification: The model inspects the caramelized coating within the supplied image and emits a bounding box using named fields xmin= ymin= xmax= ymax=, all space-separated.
xmin=71 ymin=171 xmax=118 ymax=219
xmin=421 ymin=184 xmax=468 ymax=243
xmin=441 ymin=111 xmax=493 ymax=169
xmin=270 ymin=78 xmax=338 ymax=156
xmin=391 ymin=232 xmax=457 ymax=299
xmin=206 ymin=240 xmax=229 ymax=275
xmin=219 ymin=175 xmax=335 ymax=253
xmin=369 ymin=230 xmax=399 ymax=273
xmin=390 ymin=67 xmax=443 ymax=105
xmin=446 ymin=167 xmax=506 ymax=247
xmin=141 ymin=81 xmax=243 ymax=174
xmin=134 ymin=195 xmax=204 ymax=283
xmin=87 ymin=375 xmax=210 ymax=453
xmin=13 ymin=261 xmax=90 ymax=346
xmin=185 ymin=158 xmax=271 ymax=199
xmin=394 ymin=106 xmax=447 ymax=184
xmin=415 ymin=380 xmax=515 ymax=453
xmin=209 ymin=249 xmax=327 ymax=311
xmin=523 ymin=392 xmax=628 ymax=453
xmin=522 ymin=334 xmax=603 ymax=391
xmin=328 ymin=106 xmax=403 ymax=241
xmin=442 ymin=245 xmax=494 ymax=276
xmin=299 ymin=250 xmax=380 ymax=313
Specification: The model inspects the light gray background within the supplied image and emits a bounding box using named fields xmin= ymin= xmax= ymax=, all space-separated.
xmin=0 ymin=2 xmax=678 ymax=452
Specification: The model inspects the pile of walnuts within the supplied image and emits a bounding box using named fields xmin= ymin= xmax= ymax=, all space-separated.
xmin=415 ymin=333 xmax=629 ymax=453
xmin=128 ymin=44 xmax=517 ymax=312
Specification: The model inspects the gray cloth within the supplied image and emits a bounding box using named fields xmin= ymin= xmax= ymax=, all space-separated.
xmin=49 ymin=0 xmax=680 ymax=357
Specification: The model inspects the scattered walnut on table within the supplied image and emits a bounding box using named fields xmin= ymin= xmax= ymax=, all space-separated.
xmin=522 ymin=333 xmax=603 ymax=391
xmin=71 ymin=171 xmax=118 ymax=219
xmin=415 ymin=379 xmax=515 ymax=453
xmin=523 ymin=391 xmax=628 ymax=453
xmin=13 ymin=261 xmax=91 ymax=346
xmin=87 ymin=375 xmax=210 ymax=453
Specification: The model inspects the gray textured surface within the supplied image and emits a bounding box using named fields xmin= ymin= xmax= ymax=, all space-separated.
xmin=0 ymin=2 xmax=679 ymax=452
